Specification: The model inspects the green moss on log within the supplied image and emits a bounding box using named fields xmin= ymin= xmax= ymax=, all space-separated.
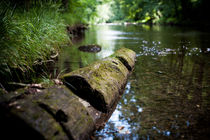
xmin=61 ymin=48 xmax=136 ymax=113
xmin=111 ymin=48 xmax=136 ymax=71
xmin=61 ymin=57 xmax=129 ymax=113
xmin=33 ymin=86 xmax=95 ymax=140
xmin=0 ymin=95 xmax=68 ymax=140
xmin=0 ymin=86 xmax=95 ymax=140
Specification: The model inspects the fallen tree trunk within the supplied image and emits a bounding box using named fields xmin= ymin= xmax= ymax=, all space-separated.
xmin=33 ymin=86 xmax=95 ymax=140
xmin=0 ymin=89 xmax=68 ymax=140
xmin=0 ymin=86 xmax=95 ymax=140
xmin=0 ymin=48 xmax=136 ymax=140
xmin=61 ymin=48 xmax=136 ymax=113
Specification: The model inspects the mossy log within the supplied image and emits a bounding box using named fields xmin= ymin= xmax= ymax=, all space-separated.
xmin=111 ymin=48 xmax=136 ymax=71
xmin=61 ymin=48 xmax=136 ymax=113
xmin=0 ymin=86 xmax=95 ymax=140
xmin=33 ymin=86 xmax=95 ymax=140
xmin=0 ymin=48 xmax=135 ymax=139
xmin=0 ymin=94 xmax=68 ymax=139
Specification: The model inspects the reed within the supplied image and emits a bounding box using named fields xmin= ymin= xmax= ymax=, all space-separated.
xmin=0 ymin=1 xmax=70 ymax=88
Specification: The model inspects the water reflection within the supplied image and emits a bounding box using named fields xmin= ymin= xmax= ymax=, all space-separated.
xmin=57 ymin=25 xmax=210 ymax=139
xmin=95 ymin=26 xmax=116 ymax=58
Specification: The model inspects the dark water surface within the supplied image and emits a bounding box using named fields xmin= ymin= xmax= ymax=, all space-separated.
xmin=57 ymin=25 xmax=210 ymax=140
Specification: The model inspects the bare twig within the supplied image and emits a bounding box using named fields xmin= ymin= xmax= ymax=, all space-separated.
xmin=8 ymin=82 xmax=44 ymax=89
xmin=50 ymin=52 xmax=59 ymax=59
xmin=57 ymin=68 xmax=67 ymax=79
xmin=0 ymin=82 xmax=8 ymax=93
xmin=34 ymin=60 xmax=55 ymax=65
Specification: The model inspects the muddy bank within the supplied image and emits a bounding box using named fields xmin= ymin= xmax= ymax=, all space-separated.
xmin=0 ymin=48 xmax=136 ymax=140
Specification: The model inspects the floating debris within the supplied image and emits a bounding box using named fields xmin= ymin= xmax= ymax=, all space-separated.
xmin=78 ymin=44 xmax=101 ymax=53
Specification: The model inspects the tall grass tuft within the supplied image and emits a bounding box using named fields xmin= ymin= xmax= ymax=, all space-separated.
xmin=0 ymin=1 xmax=70 ymax=89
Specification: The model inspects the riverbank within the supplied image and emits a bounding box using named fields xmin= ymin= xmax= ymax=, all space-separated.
xmin=0 ymin=1 xmax=89 ymax=92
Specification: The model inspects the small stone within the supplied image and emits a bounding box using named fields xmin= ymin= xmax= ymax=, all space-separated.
xmin=53 ymin=79 xmax=63 ymax=85
xmin=16 ymin=105 xmax=21 ymax=109
xmin=196 ymin=104 xmax=200 ymax=108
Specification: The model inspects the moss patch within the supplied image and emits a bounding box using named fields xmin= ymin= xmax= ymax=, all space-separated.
xmin=0 ymin=94 xmax=67 ymax=139
xmin=33 ymin=86 xmax=95 ymax=140
xmin=61 ymin=57 xmax=129 ymax=113
xmin=111 ymin=48 xmax=136 ymax=71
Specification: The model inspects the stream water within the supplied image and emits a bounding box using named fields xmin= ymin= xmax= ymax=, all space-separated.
xmin=56 ymin=24 xmax=210 ymax=140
